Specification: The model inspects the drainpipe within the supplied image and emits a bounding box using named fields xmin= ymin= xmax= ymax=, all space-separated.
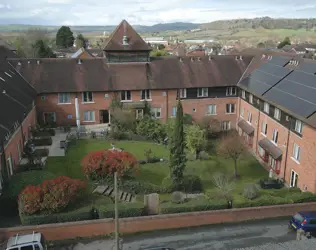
xmin=255 ymin=109 xmax=261 ymax=155
xmin=75 ymin=97 xmax=80 ymax=128
xmin=283 ymin=118 xmax=291 ymax=181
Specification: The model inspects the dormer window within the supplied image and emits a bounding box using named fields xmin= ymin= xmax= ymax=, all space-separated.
xmin=122 ymin=35 xmax=129 ymax=45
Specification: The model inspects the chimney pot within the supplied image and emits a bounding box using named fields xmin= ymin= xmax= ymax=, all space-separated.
xmin=37 ymin=60 xmax=40 ymax=64
xmin=78 ymin=59 xmax=82 ymax=64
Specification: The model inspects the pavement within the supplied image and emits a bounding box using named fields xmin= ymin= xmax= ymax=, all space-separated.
xmin=50 ymin=218 xmax=308 ymax=250
xmin=47 ymin=129 xmax=69 ymax=157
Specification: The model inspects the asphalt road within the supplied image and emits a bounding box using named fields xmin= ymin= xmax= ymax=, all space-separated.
xmin=55 ymin=218 xmax=298 ymax=250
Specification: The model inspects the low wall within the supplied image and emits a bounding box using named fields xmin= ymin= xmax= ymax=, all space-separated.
xmin=3 ymin=202 xmax=316 ymax=241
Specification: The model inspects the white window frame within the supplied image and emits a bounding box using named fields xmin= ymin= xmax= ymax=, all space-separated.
xmin=82 ymin=92 xmax=93 ymax=103
xmin=197 ymin=88 xmax=208 ymax=97
xmin=272 ymin=129 xmax=278 ymax=144
xmin=249 ymin=94 xmax=253 ymax=104
xmin=290 ymin=170 xmax=298 ymax=187
xmin=136 ymin=109 xmax=143 ymax=119
xmin=274 ymin=108 xmax=281 ymax=120
xmin=83 ymin=111 xmax=95 ymax=122
xmin=171 ymin=106 xmax=177 ymax=117
xmin=258 ymin=146 xmax=265 ymax=158
xmin=241 ymin=90 xmax=246 ymax=99
xmin=240 ymin=107 xmax=244 ymax=118
xmin=17 ymin=142 xmax=22 ymax=161
xmin=247 ymin=112 xmax=252 ymax=124
xmin=121 ymin=90 xmax=132 ymax=101
xmin=226 ymin=104 xmax=235 ymax=114
xmin=221 ymin=121 xmax=231 ymax=131
xmin=264 ymin=102 xmax=270 ymax=113
xmin=58 ymin=93 xmax=71 ymax=104
xmin=7 ymin=156 xmax=13 ymax=176
xmin=295 ymin=120 xmax=303 ymax=134
xmin=226 ymin=87 xmax=236 ymax=96
xmin=152 ymin=108 xmax=161 ymax=118
xmin=206 ymin=104 xmax=216 ymax=115
xmin=179 ymin=89 xmax=187 ymax=98
xmin=141 ymin=90 xmax=152 ymax=101
xmin=292 ymin=143 xmax=301 ymax=162
xmin=261 ymin=121 xmax=267 ymax=135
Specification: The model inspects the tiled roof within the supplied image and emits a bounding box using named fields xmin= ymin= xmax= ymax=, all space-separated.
xmin=103 ymin=20 xmax=152 ymax=51
xmin=8 ymin=55 xmax=253 ymax=93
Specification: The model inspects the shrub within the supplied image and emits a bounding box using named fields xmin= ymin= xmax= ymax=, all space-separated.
xmin=160 ymin=196 xmax=227 ymax=214
xmin=243 ymin=183 xmax=259 ymax=200
xmin=20 ymin=205 xmax=93 ymax=225
xmin=171 ymin=191 xmax=185 ymax=203
xmin=136 ymin=117 xmax=167 ymax=143
xmin=97 ymin=202 xmax=144 ymax=218
xmin=120 ymin=180 xmax=162 ymax=195
xmin=18 ymin=176 xmax=86 ymax=215
xmin=198 ymin=151 xmax=210 ymax=160
xmin=108 ymin=130 xmax=129 ymax=140
xmin=81 ymin=150 xmax=139 ymax=180
xmin=186 ymin=152 xmax=196 ymax=161
xmin=31 ymin=137 xmax=52 ymax=146
xmin=15 ymin=163 xmax=43 ymax=174
xmin=161 ymin=176 xmax=173 ymax=193
xmin=182 ymin=175 xmax=203 ymax=193
xmin=290 ymin=192 xmax=316 ymax=203
xmin=33 ymin=129 xmax=55 ymax=137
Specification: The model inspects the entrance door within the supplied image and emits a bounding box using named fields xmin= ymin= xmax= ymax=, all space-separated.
xmin=290 ymin=170 xmax=298 ymax=187
xmin=99 ymin=110 xmax=109 ymax=123
xmin=43 ymin=112 xmax=56 ymax=124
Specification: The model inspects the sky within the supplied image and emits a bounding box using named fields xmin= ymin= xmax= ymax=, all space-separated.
xmin=0 ymin=0 xmax=316 ymax=26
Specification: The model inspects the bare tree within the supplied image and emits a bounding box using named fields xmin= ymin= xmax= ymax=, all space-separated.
xmin=212 ymin=172 xmax=235 ymax=202
xmin=217 ymin=131 xmax=248 ymax=178
xmin=197 ymin=116 xmax=221 ymax=137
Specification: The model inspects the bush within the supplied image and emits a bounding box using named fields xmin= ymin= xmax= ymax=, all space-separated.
xmin=171 ymin=191 xmax=185 ymax=203
xmin=160 ymin=197 xmax=227 ymax=214
xmin=20 ymin=205 xmax=93 ymax=225
xmin=120 ymin=180 xmax=162 ymax=195
xmin=136 ymin=117 xmax=167 ymax=143
xmin=97 ymin=202 xmax=144 ymax=218
xmin=186 ymin=152 xmax=196 ymax=161
xmin=15 ymin=163 xmax=43 ymax=174
xmin=198 ymin=151 xmax=210 ymax=160
xmin=290 ymin=192 xmax=316 ymax=203
xmin=243 ymin=183 xmax=259 ymax=200
xmin=182 ymin=175 xmax=203 ymax=193
xmin=108 ymin=130 xmax=129 ymax=140
xmin=161 ymin=176 xmax=173 ymax=193
xmin=31 ymin=137 xmax=52 ymax=146
xmin=33 ymin=129 xmax=55 ymax=137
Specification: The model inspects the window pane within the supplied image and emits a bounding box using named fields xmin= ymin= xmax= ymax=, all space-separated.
xmin=231 ymin=104 xmax=235 ymax=113
xmin=126 ymin=91 xmax=131 ymax=100
xmin=121 ymin=91 xmax=125 ymax=100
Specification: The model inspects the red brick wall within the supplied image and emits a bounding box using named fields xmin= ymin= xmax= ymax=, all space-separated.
xmin=3 ymin=202 xmax=316 ymax=241
xmin=2 ymin=106 xmax=37 ymax=176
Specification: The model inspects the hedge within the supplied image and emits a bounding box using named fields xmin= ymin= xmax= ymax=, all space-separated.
xmin=32 ymin=137 xmax=52 ymax=146
xmin=33 ymin=129 xmax=55 ymax=137
xmin=15 ymin=163 xmax=43 ymax=174
xmin=97 ymin=202 xmax=145 ymax=218
xmin=19 ymin=205 xmax=94 ymax=225
xmin=160 ymin=197 xmax=227 ymax=214
xmin=121 ymin=180 xmax=163 ymax=195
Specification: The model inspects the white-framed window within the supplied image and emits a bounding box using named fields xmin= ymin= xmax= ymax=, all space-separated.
xmin=261 ymin=121 xmax=267 ymax=135
xmin=258 ymin=146 xmax=265 ymax=158
xmin=290 ymin=170 xmax=298 ymax=187
xmin=269 ymin=156 xmax=276 ymax=169
xmin=136 ymin=109 xmax=143 ymax=119
xmin=58 ymin=93 xmax=70 ymax=104
xmin=240 ymin=107 xmax=244 ymax=118
xmin=274 ymin=108 xmax=281 ymax=120
xmin=272 ymin=129 xmax=278 ymax=143
xmin=17 ymin=142 xmax=22 ymax=161
xmin=226 ymin=104 xmax=235 ymax=114
xmin=206 ymin=104 xmax=216 ymax=115
xmin=197 ymin=88 xmax=208 ymax=97
xmin=7 ymin=156 xmax=13 ymax=176
xmin=171 ymin=106 xmax=177 ymax=117
xmin=221 ymin=121 xmax=231 ymax=131
xmin=121 ymin=91 xmax=131 ymax=101
xmin=264 ymin=102 xmax=270 ymax=113
xmin=141 ymin=90 xmax=152 ymax=100
xmin=247 ymin=112 xmax=252 ymax=123
xmin=293 ymin=143 xmax=301 ymax=162
xmin=179 ymin=89 xmax=187 ymax=98
xmin=241 ymin=90 xmax=246 ymax=99
xmin=226 ymin=87 xmax=236 ymax=96
xmin=152 ymin=108 xmax=161 ymax=118
xmin=295 ymin=120 xmax=303 ymax=134
xmin=82 ymin=92 xmax=93 ymax=103
xmin=40 ymin=95 xmax=46 ymax=100
xmin=43 ymin=112 xmax=56 ymax=123
xmin=249 ymin=94 xmax=253 ymax=104
xmin=83 ymin=111 xmax=95 ymax=122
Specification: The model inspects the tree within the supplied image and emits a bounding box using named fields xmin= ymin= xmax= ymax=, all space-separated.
xmin=211 ymin=172 xmax=235 ymax=203
xmin=75 ymin=33 xmax=87 ymax=48
xmin=217 ymin=131 xmax=248 ymax=178
xmin=169 ymin=100 xmax=186 ymax=187
xmin=56 ymin=26 xmax=75 ymax=48
xmin=150 ymin=50 xmax=169 ymax=56
xmin=185 ymin=124 xmax=206 ymax=159
xmin=257 ymin=42 xmax=265 ymax=48
xmin=157 ymin=44 xmax=165 ymax=50
xmin=197 ymin=116 xmax=221 ymax=138
xmin=277 ymin=37 xmax=291 ymax=49
xmin=32 ymin=39 xmax=56 ymax=58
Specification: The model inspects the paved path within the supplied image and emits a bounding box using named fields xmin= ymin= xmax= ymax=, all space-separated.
xmin=52 ymin=218 xmax=306 ymax=250
xmin=48 ymin=129 xmax=69 ymax=157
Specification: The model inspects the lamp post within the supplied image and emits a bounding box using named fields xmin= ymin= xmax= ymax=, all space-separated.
xmin=114 ymin=171 xmax=120 ymax=250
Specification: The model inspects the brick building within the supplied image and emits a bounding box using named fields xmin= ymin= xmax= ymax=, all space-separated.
xmin=2 ymin=19 xmax=316 ymax=192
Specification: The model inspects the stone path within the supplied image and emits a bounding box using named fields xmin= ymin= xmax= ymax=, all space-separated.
xmin=47 ymin=129 xmax=71 ymax=157
xmin=93 ymin=185 xmax=136 ymax=203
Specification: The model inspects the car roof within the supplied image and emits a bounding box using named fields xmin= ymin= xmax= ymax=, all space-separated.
xmin=6 ymin=232 xmax=42 ymax=248
xmin=298 ymin=211 xmax=316 ymax=217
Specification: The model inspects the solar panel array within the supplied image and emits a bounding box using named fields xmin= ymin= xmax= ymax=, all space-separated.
xmin=268 ymin=56 xmax=291 ymax=66
xmin=298 ymin=63 xmax=316 ymax=74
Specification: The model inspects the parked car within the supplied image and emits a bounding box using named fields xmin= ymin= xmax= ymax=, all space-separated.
xmin=259 ymin=178 xmax=283 ymax=189
xmin=289 ymin=211 xmax=316 ymax=233
xmin=5 ymin=232 xmax=47 ymax=250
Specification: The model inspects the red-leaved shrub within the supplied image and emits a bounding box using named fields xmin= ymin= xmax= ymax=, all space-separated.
xmin=82 ymin=149 xmax=138 ymax=180
xmin=18 ymin=176 xmax=86 ymax=215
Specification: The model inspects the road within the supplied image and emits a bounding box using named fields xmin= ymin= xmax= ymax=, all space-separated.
xmin=54 ymin=218 xmax=298 ymax=250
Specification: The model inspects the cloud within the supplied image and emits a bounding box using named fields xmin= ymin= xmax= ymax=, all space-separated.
xmin=0 ymin=0 xmax=315 ymax=26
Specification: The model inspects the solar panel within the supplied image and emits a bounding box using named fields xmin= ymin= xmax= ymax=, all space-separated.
xmin=299 ymin=63 xmax=316 ymax=74
xmin=263 ymin=71 xmax=316 ymax=118
xmin=268 ymin=56 xmax=291 ymax=66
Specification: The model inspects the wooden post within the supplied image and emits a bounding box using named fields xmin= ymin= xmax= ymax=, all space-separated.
xmin=114 ymin=171 xmax=119 ymax=250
